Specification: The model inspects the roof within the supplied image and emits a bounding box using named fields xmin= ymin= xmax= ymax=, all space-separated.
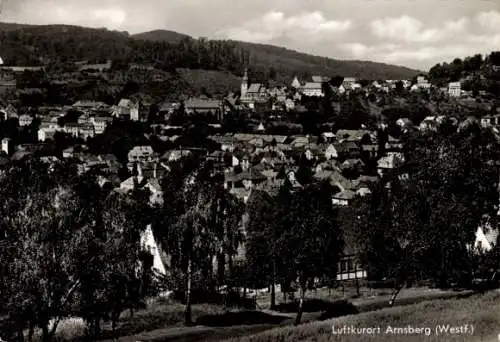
xmin=333 ymin=190 xmax=356 ymax=200
xmin=73 ymin=101 xmax=108 ymax=108
xmin=303 ymin=82 xmax=322 ymax=90
xmin=377 ymin=152 xmax=405 ymax=169
xmin=118 ymin=99 xmax=137 ymax=108
xmin=147 ymin=178 xmax=162 ymax=192
xmin=185 ymin=98 xmax=221 ymax=109
xmin=129 ymin=145 xmax=154 ymax=155
xmin=484 ymin=228 xmax=499 ymax=246
xmin=336 ymin=129 xmax=370 ymax=142
xmin=238 ymin=169 xmax=267 ymax=182
xmin=247 ymin=83 xmax=263 ymax=93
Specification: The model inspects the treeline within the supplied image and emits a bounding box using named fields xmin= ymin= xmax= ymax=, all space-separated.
xmin=428 ymin=51 xmax=500 ymax=93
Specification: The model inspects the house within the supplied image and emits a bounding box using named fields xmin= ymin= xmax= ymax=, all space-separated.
xmin=73 ymin=101 xmax=108 ymax=111
xmin=417 ymin=76 xmax=428 ymax=85
xmin=448 ymin=82 xmax=461 ymax=97
xmin=79 ymin=60 xmax=112 ymax=72
xmin=2 ymin=138 xmax=11 ymax=155
xmin=336 ymin=129 xmax=371 ymax=143
xmin=115 ymin=99 xmax=140 ymax=121
xmin=419 ymin=116 xmax=446 ymax=131
xmin=38 ymin=127 xmax=57 ymax=141
xmin=473 ymin=225 xmax=499 ymax=253
xmin=396 ymin=118 xmax=413 ymax=130
xmin=128 ymin=146 xmax=157 ymax=163
xmin=291 ymin=76 xmax=301 ymax=89
xmin=284 ymin=98 xmax=295 ymax=111
xmin=18 ymin=114 xmax=33 ymax=127
xmin=62 ymin=123 xmax=80 ymax=138
xmin=0 ymin=104 xmax=18 ymax=120
xmin=481 ymin=114 xmax=500 ymax=128
xmin=332 ymin=190 xmax=356 ymax=206
xmin=302 ymin=82 xmax=324 ymax=97
xmin=184 ymin=98 xmax=223 ymax=118
xmin=77 ymin=114 xmax=91 ymax=125
xmin=162 ymin=149 xmax=192 ymax=162
xmin=342 ymin=77 xmax=357 ymax=89
xmin=337 ymin=243 xmax=367 ymax=281
xmin=377 ymin=152 xmax=405 ymax=177
xmin=145 ymin=178 xmax=164 ymax=206
xmin=91 ymin=116 xmax=113 ymax=134
xmin=325 ymin=144 xmax=338 ymax=160
xmin=140 ymin=224 xmax=167 ymax=276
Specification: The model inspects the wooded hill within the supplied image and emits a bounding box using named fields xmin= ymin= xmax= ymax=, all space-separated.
xmin=0 ymin=23 xmax=419 ymax=83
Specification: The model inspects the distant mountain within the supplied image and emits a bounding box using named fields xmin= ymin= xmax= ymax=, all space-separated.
xmin=132 ymin=30 xmax=191 ymax=45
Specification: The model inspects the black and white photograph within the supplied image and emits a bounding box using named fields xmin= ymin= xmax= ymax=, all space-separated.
xmin=0 ymin=0 xmax=499 ymax=341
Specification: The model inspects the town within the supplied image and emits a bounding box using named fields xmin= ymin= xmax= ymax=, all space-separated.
xmin=0 ymin=21 xmax=499 ymax=342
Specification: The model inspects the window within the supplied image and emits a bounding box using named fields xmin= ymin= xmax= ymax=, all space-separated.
xmin=347 ymin=259 xmax=354 ymax=272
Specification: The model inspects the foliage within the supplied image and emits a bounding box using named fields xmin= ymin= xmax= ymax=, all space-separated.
xmin=0 ymin=157 xmax=156 ymax=341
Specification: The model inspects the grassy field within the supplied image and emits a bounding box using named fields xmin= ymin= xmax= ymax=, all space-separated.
xmin=224 ymin=290 xmax=500 ymax=342
xmin=45 ymin=302 xmax=226 ymax=341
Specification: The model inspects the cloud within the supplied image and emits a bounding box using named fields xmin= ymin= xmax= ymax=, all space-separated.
xmin=217 ymin=11 xmax=352 ymax=43
xmin=476 ymin=11 xmax=500 ymax=31
xmin=370 ymin=15 xmax=468 ymax=43
xmin=94 ymin=7 xmax=127 ymax=27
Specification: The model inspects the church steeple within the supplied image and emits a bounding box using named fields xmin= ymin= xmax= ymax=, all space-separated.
xmin=241 ymin=68 xmax=248 ymax=96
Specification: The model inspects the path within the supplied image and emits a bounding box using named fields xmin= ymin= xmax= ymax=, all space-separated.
xmin=103 ymin=288 xmax=476 ymax=342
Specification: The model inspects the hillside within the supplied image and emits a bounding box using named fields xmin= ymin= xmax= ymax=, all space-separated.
xmin=131 ymin=29 xmax=420 ymax=81
xmin=132 ymin=29 xmax=191 ymax=45
xmin=0 ymin=23 xmax=420 ymax=81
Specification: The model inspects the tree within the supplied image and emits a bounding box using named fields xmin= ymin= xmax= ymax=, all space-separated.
xmin=245 ymin=190 xmax=280 ymax=307
xmin=0 ymin=160 xmax=95 ymax=342
xmin=276 ymin=183 xmax=344 ymax=325
xmin=159 ymin=160 xmax=221 ymax=325
xmin=77 ymin=187 xmax=154 ymax=340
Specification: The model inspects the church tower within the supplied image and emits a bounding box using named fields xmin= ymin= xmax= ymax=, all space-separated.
xmin=241 ymin=68 xmax=248 ymax=96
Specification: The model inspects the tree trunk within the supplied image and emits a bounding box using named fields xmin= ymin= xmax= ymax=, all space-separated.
xmin=355 ymin=274 xmax=360 ymax=296
xmin=28 ymin=321 xmax=34 ymax=342
xmin=270 ymin=261 xmax=276 ymax=309
xmin=42 ymin=324 xmax=50 ymax=342
xmin=185 ymin=256 xmax=193 ymax=326
xmin=95 ymin=318 xmax=101 ymax=339
xmin=217 ymin=252 xmax=225 ymax=287
xmin=111 ymin=318 xmax=117 ymax=342
xmin=294 ymin=286 xmax=306 ymax=326
xmin=17 ymin=328 xmax=24 ymax=342
xmin=389 ymin=284 xmax=404 ymax=307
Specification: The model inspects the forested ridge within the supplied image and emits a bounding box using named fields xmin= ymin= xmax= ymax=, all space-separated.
xmin=0 ymin=23 xmax=419 ymax=81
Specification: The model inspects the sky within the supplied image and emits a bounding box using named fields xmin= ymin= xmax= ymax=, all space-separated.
xmin=1 ymin=0 xmax=499 ymax=70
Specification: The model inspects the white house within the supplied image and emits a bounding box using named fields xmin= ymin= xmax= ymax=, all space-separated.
xmin=115 ymin=99 xmax=140 ymax=121
xmin=18 ymin=114 xmax=33 ymax=127
xmin=325 ymin=144 xmax=338 ymax=160
xmin=332 ymin=190 xmax=355 ymax=206
xmin=128 ymin=145 xmax=156 ymax=163
xmin=1 ymin=138 xmax=10 ymax=155
xmin=291 ymin=76 xmax=301 ymax=89
xmin=448 ymin=82 xmax=461 ymax=97
xmin=302 ymin=82 xmax=324 ymax=97
xmin=473 ymin=225 xmax=499 ymax=254
xmin=141 ymin=224 xmax=167 ymax=276
xmin=38 ymin=127 xmax=57 ymax=141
